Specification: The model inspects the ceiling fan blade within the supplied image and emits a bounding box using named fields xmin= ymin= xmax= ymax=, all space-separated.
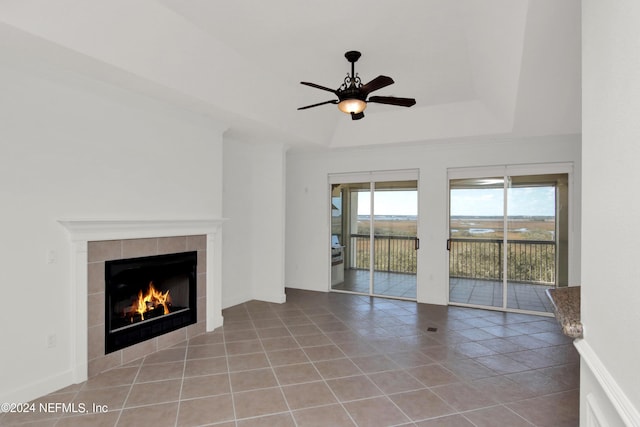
xmin=368 ymin=96 xmax=416 ymax=107
xmin=351 ymin=112 xmax=365 ymax=120
xmin=297 ymin=100 xmax=338 ymax=110
xmin=360 ymin=75 xmax=394 ymax=95
xmin=300 ymin=81 xmax=337 ymax=94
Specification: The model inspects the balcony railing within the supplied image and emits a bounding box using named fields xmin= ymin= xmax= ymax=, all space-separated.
xmin=448 ymin=238 xmax=556 ymax=285
xmin=349 ymin=234 xmax=417 ymax=274
xmin=344 ymin=235 xmax=556 ymax=285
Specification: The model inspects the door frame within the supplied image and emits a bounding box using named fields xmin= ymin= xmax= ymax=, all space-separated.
xmin=328 ymin=169 xmax=419 ymax=300
xmin=446 ymin=162 xmax=575 ymax=315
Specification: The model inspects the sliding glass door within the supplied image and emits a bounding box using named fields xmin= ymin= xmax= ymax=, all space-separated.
xmin=449 ymin=177 xmax=506 ymax=308
xmin=331 ymin=182 xmax=371 ymax=294
xmin=372 ymin=182 xmax=418 ymax=298
xmin=330 ymin=172 xmax=418 ymax=300
xmin=449 ymin=170 xmax=569 ymax=313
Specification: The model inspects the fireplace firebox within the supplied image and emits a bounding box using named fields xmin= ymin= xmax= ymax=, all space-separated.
xmin=105 ymin=251 xmax=197 ymax=353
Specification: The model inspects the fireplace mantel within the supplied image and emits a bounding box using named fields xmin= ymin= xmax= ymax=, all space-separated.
xmin=59 ymin=218 xmax=226 ymax=383
xmin=59 ymin=218 xmax=225 ymax=241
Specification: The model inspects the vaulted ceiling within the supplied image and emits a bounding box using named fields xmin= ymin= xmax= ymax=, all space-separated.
xmin=0 ymin=0 xmax=580 ymax=148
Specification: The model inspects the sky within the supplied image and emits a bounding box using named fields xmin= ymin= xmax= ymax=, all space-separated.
xmin=352 ymin=187 xmax=555 ymax=216
xmin=451 ymin=187 xmax=555 ymax=216
xmin=357 ymin=191 xmax=417 ymax=215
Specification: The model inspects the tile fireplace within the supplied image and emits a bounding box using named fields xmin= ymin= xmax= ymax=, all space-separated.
xmin=59 ymin=219 xmax=225 ymax=383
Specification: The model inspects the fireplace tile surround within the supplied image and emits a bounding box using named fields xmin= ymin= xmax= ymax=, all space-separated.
xmin=87 ymin=235 xmax=206 ymax=378
xmin=59 ymin=219 xmax=225 ymax=384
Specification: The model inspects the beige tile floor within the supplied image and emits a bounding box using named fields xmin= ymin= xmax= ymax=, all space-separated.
xmin=1 ymin=289 xmax=579 ymax=427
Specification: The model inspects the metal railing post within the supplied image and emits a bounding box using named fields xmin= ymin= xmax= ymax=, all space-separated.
xmin=387 ymin=237 xmax=391 ymax=272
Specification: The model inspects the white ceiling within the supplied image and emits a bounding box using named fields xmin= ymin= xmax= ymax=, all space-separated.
xmin=0 ymin=0 xmax=581 ymax=148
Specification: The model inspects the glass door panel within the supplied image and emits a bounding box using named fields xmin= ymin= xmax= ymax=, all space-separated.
xmin=330 ymin=184 xmax=345 ymax=289
xmin=330 ymin=178 xmax=418 ymax=301
xmin=506 ymin=174 xmax=567 ymax=312
xmin=372 ymin=181 xmax=418 ymax=299
xmin=331 ymin=182 xmax=371 ymax=294
xmin=449 ymin=173 xmax=568 ymax=313
xmin=449 ymin=178 xmax=505 ymax=308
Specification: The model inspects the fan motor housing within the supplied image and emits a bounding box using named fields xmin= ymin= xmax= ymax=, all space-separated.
xmin=338 ymin=86 xmax=366 ymax=102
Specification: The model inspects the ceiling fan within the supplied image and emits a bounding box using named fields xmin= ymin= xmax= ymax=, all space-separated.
xmin=298 ymin=51 xmax=416 ymax=120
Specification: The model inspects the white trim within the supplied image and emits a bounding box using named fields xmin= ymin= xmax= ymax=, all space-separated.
xmin=222 ymin=293 xmax=252 ymax=310
xmin=69 ymin=240 xmax=88 ymax=383
xmin=58 ymin=218 xmax=226 ymax=242
xmin=0 ymin=370 xmax=74 ymax=405
xmin=205 ymin=230 xmax=225 ymax=331
xmin=369 ymin=182 xmax=375 ymax=295
xmin=506 ymin=162 xmax=573 ymax=177
xmin=447 ymin=162 xmax=573 ymax=180
xmin=447 ymin=165 xmax=506 ymax=180
xmin=502 ymin=177 xmax=509 ymax=309
xmin=575 ymin=339 xmax=640 ymax=427
xmin=58 ymin=218 xmax=226 ymax=384
xmin=329 ymin=169 xmax=419 ymax=184
xmin=586 ymin=393 xmax=607 ymax=427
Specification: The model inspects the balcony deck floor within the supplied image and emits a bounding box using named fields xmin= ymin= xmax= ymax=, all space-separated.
xmin=332 ymin=269 xmax=417 ymax=299
xmin=450 ymin=278 xmax=555 ymax=313
xmin=332 ymin=270 xmax=554 ymax=313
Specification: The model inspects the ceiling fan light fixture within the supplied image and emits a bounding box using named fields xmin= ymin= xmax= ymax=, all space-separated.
xmin=337 ymin=98 xmax=367 ymax=114
xmin=298 ymin=50 xmax=415 ymax=119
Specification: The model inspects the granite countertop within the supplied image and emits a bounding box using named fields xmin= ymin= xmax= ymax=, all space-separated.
xmin=546 ymin=286 xmax=582 ymax=339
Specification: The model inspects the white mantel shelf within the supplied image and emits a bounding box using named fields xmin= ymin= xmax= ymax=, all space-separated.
xmin=58 ymin=218 xmax=227 ymax=242
xmin=58 ymin=218 xmax=226 ymax=384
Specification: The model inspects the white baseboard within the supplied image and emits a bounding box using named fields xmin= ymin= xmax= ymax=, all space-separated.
xmin=252 ymin=292 xmax=287 ymax=304
xmin=0 ymin=370 xmax=74 ymax=406
xmin=222 ymin=290 xmax=287 ymax=310
xmin=575 ymin=339 xmax=640 ymax=427
xmin=206 ymin=314 xmax=224 ymax=332
xmin=222 ymin=296 xmax=250 ymax=310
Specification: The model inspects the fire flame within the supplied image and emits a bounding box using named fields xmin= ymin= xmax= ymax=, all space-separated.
xmin=128 ymin=281 xmax=171 ymax=321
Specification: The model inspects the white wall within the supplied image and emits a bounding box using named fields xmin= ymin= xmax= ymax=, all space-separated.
xmin=222 ymin=138 xmax=254 ymax=307
xmin=286 ymin=135 xmax=581 ymax=306
xmin=0 ymin=51 xmax=225 ymax=403
xmin=581 ymin=1 xmax=640 ymax=425
xmin=223 ymin=137 xmax=287 ymax=308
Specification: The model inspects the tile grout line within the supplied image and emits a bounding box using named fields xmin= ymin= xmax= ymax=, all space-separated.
xmin=112 ymin=355 xmax=145 ymax=426
xmin=251 ymin=310 xmax=300 ymax=427
xmin=172 ymin=342 xmax=189 ymax=427
xmin=225 ymin=305 xmax=250 ymax=426
xmin=307 ymin=305 xmax=420 ymax=426
xmin=289 ymin=306 xmax=360 ymax=426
